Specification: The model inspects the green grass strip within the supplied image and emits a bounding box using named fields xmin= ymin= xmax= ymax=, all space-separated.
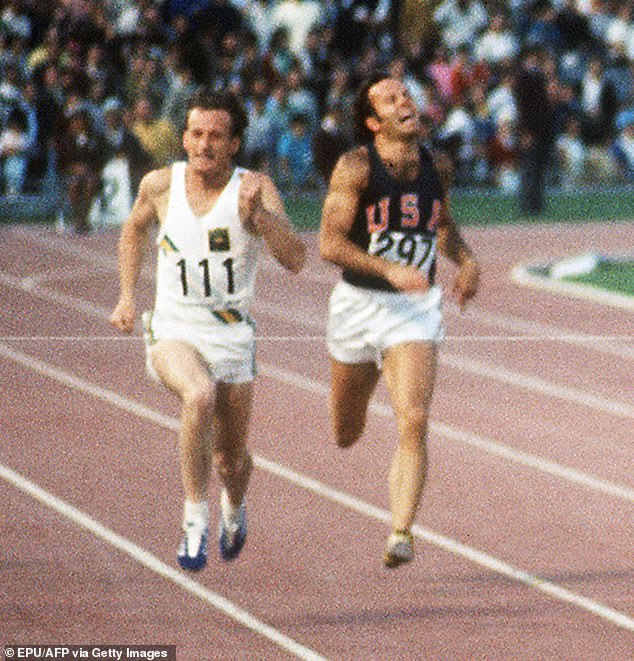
xmin=565 ymin=260 xmax=634 ymax=297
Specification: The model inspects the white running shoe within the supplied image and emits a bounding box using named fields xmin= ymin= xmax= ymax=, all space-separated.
xmin=178 ymin=523 xmax=209 ymax=571
xmin=383 ymin=530 xmax=414 ymax=568
xmin=218 ymin=499 xmax=247 ymax=561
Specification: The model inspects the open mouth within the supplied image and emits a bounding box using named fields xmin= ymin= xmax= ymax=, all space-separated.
xmin=399 ymin=113 xmax=417 ymax=125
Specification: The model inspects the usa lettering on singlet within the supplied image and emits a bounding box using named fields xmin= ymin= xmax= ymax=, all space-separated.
xmin=343 ymin=143 xmax=444 ymax=291
xmin=153 ymin=162 xmax=260 ymax=325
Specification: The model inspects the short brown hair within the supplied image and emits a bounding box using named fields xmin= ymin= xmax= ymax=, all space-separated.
xmin=185 ymin=89 xmax=248 ymax=140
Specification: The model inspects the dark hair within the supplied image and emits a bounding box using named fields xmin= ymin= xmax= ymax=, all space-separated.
xmin=352 ymin=70 xmax=390 ymax=144
xmin=185 ymin=88 xmax=248 ymax=140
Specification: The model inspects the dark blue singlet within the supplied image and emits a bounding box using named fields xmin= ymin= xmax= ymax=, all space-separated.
xmin=343 ymin=142 xmax=445 ymax=292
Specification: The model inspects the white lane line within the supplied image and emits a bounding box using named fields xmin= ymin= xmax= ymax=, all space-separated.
xmin=2 ymin=267 xmax=633 ymax=421
xmin=0 ymin=464 xmax=326 ymax=661
xmin=441 ymin=353 xmax=634 ymax=420
xmin=1 ymin=268 xmax=632 ymax=499
xmin=454 ymin=305 xmax=634 ymax=360
xmin=1 ymin=341 xmax=633 ymax=632
xmin=259 ymin=364 xmax=634 ymax=503
xmin=257 ymin=457 xmax=634 ymax=633
xmin=11 ymin=224 xmax=634 ymax=361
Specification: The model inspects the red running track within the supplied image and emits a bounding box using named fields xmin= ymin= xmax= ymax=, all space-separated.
xmin=0 ymin=221 xmax=632 ymax=660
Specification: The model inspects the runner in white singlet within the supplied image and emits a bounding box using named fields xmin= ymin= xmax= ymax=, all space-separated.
xmin=111 ymin=90 xmax=305 ymax=570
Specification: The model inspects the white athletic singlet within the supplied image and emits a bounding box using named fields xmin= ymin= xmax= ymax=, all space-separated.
xmin=153 ymin=162 xmax=261 ymax=326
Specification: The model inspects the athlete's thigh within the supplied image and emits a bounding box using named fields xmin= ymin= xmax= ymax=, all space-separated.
xmin=213 ymin=380 xmax=255 ymax=452
xmin=149 ymin=339 xmax=212 ymax=397
xmin=382 ymin=341 xmax=438 ymax=413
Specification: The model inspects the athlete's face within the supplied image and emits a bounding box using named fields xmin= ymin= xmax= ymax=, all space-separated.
xmin=366 ymin=79 xmax=420 ymax=138
xmin=183 ymin=108 xmax=240 ymax=174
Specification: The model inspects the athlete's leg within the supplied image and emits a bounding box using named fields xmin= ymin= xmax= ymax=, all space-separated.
xmin=149 ymin=340 xmax=216 ymax=502
xmin=329 ymin=358 xmax=380 ymax=448
xmin=382 ymin=341 xmax=437 ymax=533
xmin=211 ymin=380 xmax=255 ymax=508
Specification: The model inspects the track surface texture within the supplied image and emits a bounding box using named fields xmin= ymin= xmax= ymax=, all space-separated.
xmin=1 ymin=220 xmax=632 ymax=660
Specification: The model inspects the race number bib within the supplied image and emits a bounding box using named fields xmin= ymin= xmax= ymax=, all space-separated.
xmin=368 ymin=231 xmax=436 ymax=273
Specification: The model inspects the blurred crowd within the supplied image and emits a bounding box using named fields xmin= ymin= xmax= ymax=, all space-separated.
xmin=2 ymin=0 xmax=634 ymax=229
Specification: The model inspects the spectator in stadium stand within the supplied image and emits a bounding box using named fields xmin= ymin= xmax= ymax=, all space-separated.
xmin=323 ymin=65 xmax=355 ymax=119
xmin=487 ymin=113 xmax=520 ymax=192
xmin=269 ymin=0 xmax=324 ymax=57
xmin=243 ymin=88 xmax=277 ymax=173
xmin=578 ymin=55 xmax=618 ymax=147
xmin=606 ymin=43 xmax=634 ymax=109
xmin=473 ymin=12 xmax=519 ymax=67
xmin=240 ymin=0 xmax=277 ymax=53
xmin=312 ymin=102 xmax=351 ymax=183
xmin=513 ymin=46 xmax=554 ymax=215
xmin=555 ymin=0 xmax=596 ymax=54
xmin=0 ymin=105 xmax=31 ymax=196
xmin=603 ymin=4 xmax=634 ymax=60
xmin=447 ymin=45 xmax=481 ymax=106
xmin=555 ymin=115 xmax=588 ymax=189
xmin=160 ymin=56 xmax=199 ymax=133
xmin=231 ymin=32 xmax=267 ymax=102
xmin=610 ymin=113 xmax=634 ymax=181
xmin=426 ymin=46 xmax=454 ymax=106
xmin=262 ymin=27 xmax=296 ymax=82
xmin=330 ymin=0 xmax=395 ymax=59
xmin=196 ymin=0 xmax=246 ymax=52
xmin=165 ymin=13 xmax=212 ymax=84
xmin=22 ymin=77 xmax=59 ymax=189
xmin=54 ymin=106 xmax=106 ymax=233
xmin=523 ymin=2 xmax=563 ymax=53
xmin=0 ymin=0 xmax=32 ymax=43
xmin=285 ymin=64 xmax=320 ymax=131
xmin=276 ymin=112 xmax=317 ymax=193
xmin=162 ymin=0 xmax=213 ymax=24
xmin=296 ymin=26 xmax=331 ymax=105
xmin=486 ymin=68 xmax=517 ymax=128
xmin=130 ymin=94 xmax=181 ymax=169
xmin=433 ymin=0 xmax=488 ymax=53
xmin=262 ymin=81 xmax=292 ymax=149
xmin=101 ymin=97 xmax=153 ymax=197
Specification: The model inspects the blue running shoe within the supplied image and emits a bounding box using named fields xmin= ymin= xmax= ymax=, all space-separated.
xmin=178 ymin=524 xmax=209 ymax=571
xmin=218 ymin=502 xmax=247 ymax=561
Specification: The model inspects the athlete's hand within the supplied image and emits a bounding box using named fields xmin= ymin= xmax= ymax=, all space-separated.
xmin=110 ymin=298 xmax=136 ymax=334
xmin=385 ymin=263 xmax=429 ymax=292
xmin=238 ymin=171 xmax=265 ymax=233
xmin=452 ymin=258 xmax=480 ymax=309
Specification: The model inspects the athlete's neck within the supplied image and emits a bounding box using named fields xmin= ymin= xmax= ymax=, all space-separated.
xmin=184 ymin=164 xmax=234 ymax=216
xmin=374 ymin=135 xmax=419 ymax=181
xmin=186 ymin=163 xmax=234 ymax=192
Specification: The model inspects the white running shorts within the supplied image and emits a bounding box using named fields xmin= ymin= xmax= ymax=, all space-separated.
xmin=327 ymin=281 xmax=444 ymax=365
xmin=143 ymin=310 xmax=256 ymax=383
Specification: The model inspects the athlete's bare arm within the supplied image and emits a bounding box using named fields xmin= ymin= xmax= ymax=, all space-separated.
xmin=319 ymin=148 xmax=428 ymax=292
xmin=110 ymin=168 xmax=170 ymax=333
xmin=435 ymin=191 xmax=480 ymax=308
xmin=239 ymin=170 xmax=305 ymax=273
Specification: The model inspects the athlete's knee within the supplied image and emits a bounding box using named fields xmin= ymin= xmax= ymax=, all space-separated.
xmin=395 ymin=405 xmax=429 ymax=443
xmin=182 ymin=381 xmax=215 ymax=418
xmin=215 ymin=448 xmax=253 ymax=481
